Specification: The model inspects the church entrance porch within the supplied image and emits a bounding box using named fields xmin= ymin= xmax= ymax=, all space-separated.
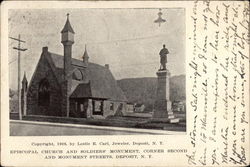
xmin=70 ymin=98 xmax=89 ymax=118
xmin=92 ymin=99 xmax=104 ymax=116
xmin=69 ymin=98 xmax=105 ymax=118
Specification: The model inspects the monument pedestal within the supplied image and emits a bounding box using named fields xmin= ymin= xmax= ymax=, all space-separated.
xmin=152 ymin=69 xmax=179 ymax=123
xmin=153 ymin=99 xmax=172 ymax=118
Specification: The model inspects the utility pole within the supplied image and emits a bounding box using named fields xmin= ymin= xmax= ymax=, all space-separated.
xmin=9 ymin=35 xmax=27 ymax=120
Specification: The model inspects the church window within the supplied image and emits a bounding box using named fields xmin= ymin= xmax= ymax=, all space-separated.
xmin=38 ymin=78 xmax=50 ymax=106
xmin=72 ymin=69 xmax=83 ymax=81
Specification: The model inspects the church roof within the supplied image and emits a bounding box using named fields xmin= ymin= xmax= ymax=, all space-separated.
xmin=61 ymin=15 xmax=75 ymax=34
xmin=47 ymin=52 xmax=127 ymax=102
xmin=70 ymin=82 xmax=92 ymax=98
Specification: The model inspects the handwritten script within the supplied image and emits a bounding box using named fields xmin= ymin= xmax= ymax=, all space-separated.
xmin=187 ymin=1 xmax=249 ymax=165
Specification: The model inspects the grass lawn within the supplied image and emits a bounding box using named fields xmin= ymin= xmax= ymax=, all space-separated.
xmin=12 ymin=114 xmax=186 ymax=132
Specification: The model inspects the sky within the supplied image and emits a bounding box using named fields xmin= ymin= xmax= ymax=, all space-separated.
xmin=8 ymin=8 xmax=185 ymax=90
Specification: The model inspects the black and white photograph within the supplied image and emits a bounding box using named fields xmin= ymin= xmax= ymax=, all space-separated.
xmin=2 ymin=1 xmax=249 ymax=166
xmin=8 ymin=8 xmax=186 ymax=136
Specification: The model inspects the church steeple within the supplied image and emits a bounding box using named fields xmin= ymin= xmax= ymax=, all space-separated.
xmin=22 ymin=72 xmax=28 ymax=90
xmin=61 ymin=13 xmax=75 ymax=34
xmin=61 ymin=13 xmax=74 ymax=79
xmin=61 ymin=13 xmax=74 ymax=117
xmin=21 ymin=72 xmax=28 ymax=116
xmin=82 ymin=44 xmax=89 ymax=64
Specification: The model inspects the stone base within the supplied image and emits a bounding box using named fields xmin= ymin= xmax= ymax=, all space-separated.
xmin=156 ymin=69 xmax=170 ymax=76
xmin=153 ymin=100 xmax=172 ymax=118
xmin=153 ymin=68 xmax=179 ymax=124
xmin=150 ymin=117 xmax=171 ymax=123
xmin=153 ymin=100 xmax=179 ymax=123
xmin=170 ymin=118 xmax=180 ymax=123
xmin=168 ymin=115 xmax=175 ymax=119
xmin=150 ymin=117 xmax=180 ymax=124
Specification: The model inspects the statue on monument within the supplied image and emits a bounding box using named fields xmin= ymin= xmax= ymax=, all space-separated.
xmin=152 ymin=44 xmax=179 ymax=123
xmin=159 ymin=44 xmax=169 ymax=71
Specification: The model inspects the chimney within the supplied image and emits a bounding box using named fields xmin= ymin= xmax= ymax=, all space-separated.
xmin=105 ymin=64 xmax=109 ymax=69
xmin=42 ymin=47 xmax=48 ymax=53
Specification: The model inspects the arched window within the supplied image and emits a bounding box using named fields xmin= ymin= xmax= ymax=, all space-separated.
xmin=72 ymin=69 xmax=83 ymax=81
xmin=38 ymin=78 xmax=50 ymax=106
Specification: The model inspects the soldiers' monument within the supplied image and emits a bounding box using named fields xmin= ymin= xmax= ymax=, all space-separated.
xmin=153 ymin=45 xmax=179 ymax=123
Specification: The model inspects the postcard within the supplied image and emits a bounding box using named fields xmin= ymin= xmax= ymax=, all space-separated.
xmin=1 ymin=1 xmax=249 ymax=166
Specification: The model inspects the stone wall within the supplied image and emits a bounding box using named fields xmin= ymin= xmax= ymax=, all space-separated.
xmin=27 ymin=53 xmax=62 ymax=116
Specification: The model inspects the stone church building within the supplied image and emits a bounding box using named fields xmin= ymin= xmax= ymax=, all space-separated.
xmin=21 ymin=15 xmax=127 ymax=119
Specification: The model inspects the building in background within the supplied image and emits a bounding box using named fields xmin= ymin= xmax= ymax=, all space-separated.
xmin=126 ymin=103 xmax=135 ymax=113
xmin=172 ymin=100 xmax=186 ymax=113
xmin=134 ymin=103 xmax=145 ymax=113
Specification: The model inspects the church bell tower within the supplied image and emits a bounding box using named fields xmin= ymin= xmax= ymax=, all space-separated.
xmin=61 ymin=13 xmax=75 ymax=117
xmin=61 ymin=13 xmax=75 ymax=79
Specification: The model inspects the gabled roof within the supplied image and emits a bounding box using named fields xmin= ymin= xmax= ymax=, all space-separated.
xmin=61 ymin=15 xmax=75 ymax=34
xmin=135 ymin=103 xmax=145 ymax=107
xmin=71 ymin=82 xmax=92 ymax=98
xmin=46 ymin=52 xmax=127 ymax=102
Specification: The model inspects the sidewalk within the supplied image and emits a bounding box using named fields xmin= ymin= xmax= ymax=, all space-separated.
xmin=10 ymin=120 xmax=186 ymax=136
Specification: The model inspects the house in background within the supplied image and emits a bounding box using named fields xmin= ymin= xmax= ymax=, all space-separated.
xmin=22 ymin=14 xmax=127 ymax=119
xmin=126 ymin=103 xmax=135 ymax=113
xmin=172 ymin=100 xmax=186 ymax=112
xmin=134 ymin=103 xmax=145 ymax=113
